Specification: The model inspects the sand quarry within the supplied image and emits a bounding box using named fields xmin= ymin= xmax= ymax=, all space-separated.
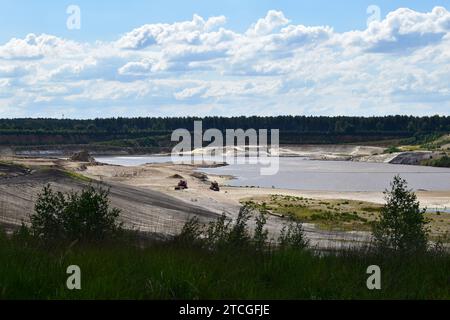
xmin=1 ymin=150 xmax=449 ymax=249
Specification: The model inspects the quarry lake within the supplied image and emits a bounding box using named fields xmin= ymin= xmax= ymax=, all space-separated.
xmin=95 ymin=156 xmax=450 ymax=192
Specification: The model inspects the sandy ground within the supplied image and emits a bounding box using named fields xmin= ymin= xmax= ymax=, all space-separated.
xmin=82 ymin=162 xmax=376 ymax=248
xmin=83 ymin=160 xmax=450 ymax=245
xmin=166 ymin=144 xmax=387 ymax=161
xmin=1 ymin=154 xmax=449 ymax=248
xmin=84 ymin=161 xmax=450 ymax=211
xmin=0 ymin=159 xmax=219 ymax=237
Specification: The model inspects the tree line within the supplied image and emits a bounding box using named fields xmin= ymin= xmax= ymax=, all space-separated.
xmin=1 ymin=115 xmax=448 ymax=147
xmin=1 ymin=115 xmax=449 ymax=134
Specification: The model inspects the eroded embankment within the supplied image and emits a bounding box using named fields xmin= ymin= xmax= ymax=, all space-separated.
xmin=0 ymin=166 xmax=219 ymax=236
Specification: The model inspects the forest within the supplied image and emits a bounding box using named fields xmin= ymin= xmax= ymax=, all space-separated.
xmin=0 ymin=115 xmax=448 ymax=147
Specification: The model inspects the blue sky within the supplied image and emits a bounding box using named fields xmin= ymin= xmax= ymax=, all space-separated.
xmin=1 ymin=1 xmax=450 ymax=118
xmin=1 ymin=0 xmax=447 ymax=42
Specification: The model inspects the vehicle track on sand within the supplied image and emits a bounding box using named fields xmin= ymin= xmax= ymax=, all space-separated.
xmin=0 ymin=168 xmax=219 ymax=234
xmin=0 ymin=166 xmax=372 ymax=248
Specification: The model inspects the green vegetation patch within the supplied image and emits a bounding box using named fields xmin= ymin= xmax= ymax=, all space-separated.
xmin=384 ymin=146 xmax=401 ymax=154
xmin=242 ymin=195 xmax=382 ymax=231
xmin=62 ymin=169 xmax=93 ymax=182
xmin=421 ymin=155 xmax=450 ymax=168
xmin=242 ymin=195 xmax=449 ymax=237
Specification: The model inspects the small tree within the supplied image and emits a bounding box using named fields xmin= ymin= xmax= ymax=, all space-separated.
xmin=204 ymin=205 xmax=253 ymax=250
xmin=253 ymin=212 xmax=269 ymax=250
xmin=278 ymin=219 xmax=309 ymax=250
xmin=176 ymin=216 xmax=203 ymax=245
xmin=373 ymin=175 xmax=429 ymax=252
xmin=227 ymin=205 xmax=251 ymax=247
xmin=62 ymin=186 xmax=122 ymax=242
xmin=31 ymin=185 xmax=66 ymax=242
xmin=29 ymin=184 xmax=123 ymax=243
xmin=205 ymin=213 xmax=231 ymax=249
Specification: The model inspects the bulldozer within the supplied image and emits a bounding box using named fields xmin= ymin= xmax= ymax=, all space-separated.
xmin=175 ymin=180 xmax=188 ymax=190
xmin=210 ymin=181 xmax=220 ymax=192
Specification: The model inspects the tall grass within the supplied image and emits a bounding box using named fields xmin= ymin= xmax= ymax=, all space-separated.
xmin=1 ymin=184 xmax=449 ymax=300
xmin=0 ymin=228 xmax=449 ymax=300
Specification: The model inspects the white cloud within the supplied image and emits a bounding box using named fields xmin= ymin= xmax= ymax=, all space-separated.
xmin=246 ymin=10 xmax=290 ymax=36
xmin=118 ymin=59 xmax=156 ymax=76
xmin=1 ymin=7 xmax=450 ymax=117
xmin=0 ymin=33 xmax=83 ymax=60
xmin=340 ymin=6 xmax=450 ymax=53
xmin=273 ymin=25 xmax=333 ymax=47
xmin=174 ymin=85 xmax=208 ymax=101
xmin=117 ymin=14 xmax=227 ymax=50
xmin=0 ymin=65 xmax=32 ymax=78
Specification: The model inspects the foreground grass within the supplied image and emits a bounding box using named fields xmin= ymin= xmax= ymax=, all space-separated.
xmin=1 ymin=235 xmax=449 ymax=300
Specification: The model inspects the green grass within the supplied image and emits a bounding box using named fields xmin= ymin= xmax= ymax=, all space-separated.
xmin=383 ymin=146 xmax=401 ymax=154
xmin=0 ymin=160 xmax=30 ymax=170
xmin=242 ymin=195 xmax=381 ymax=231
xmin=241 ymin=195 xmax=450 ymax=236
xmin=0 ymin=233 xmax=449 ymax=300
xmin=420 ymin=134 xmax=450 ymax=151
xmin=62 ymin=169 xmax=93 ymax=182
xmin=422 ymin=155 xmax=450 ymax=168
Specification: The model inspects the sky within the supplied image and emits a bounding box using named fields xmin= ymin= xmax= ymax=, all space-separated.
xmin=0 ymin=0 xmax=450 ymax=118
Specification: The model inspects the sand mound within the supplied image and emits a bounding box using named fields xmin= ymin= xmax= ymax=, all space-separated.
xmin=191 ymin=172 xmax=208 ymax=181
xmin=70 ymin=150 xmax=95 ymax=163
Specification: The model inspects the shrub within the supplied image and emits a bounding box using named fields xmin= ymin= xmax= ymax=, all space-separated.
xmin=227 ymin=205 xmax=251 ymax=247
xmin=28 ymin=184 xmax=123 ymax=243
xmin=384 ymin=146 xmax=401 ymax=154
xmin=278 ymin=219 xmax=309 ymax=250
xmin=373 ymin=175 xmax=429 ymax=253
xmin=422 ymin=155 xmax=450 ymax=168
xmin=176 ymin=216 xmax=203 ymax=245
xmin=205 ymin=213 xmax=231 ymax=249
xmin=31 ymin=185 xmax=67 ymax=242
xmin=253 ymin=212 xmax=269 ymax=250
xmin=176 ymin=204 xmax=308 ymax=252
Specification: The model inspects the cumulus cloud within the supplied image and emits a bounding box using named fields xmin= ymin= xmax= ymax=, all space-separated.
xmin=341 ymin=6 xmax=450 ymax=53
xmin=118 ymin=59 xmax=156 ymax=76
xmin=48 ymin=57 xmax=127 ymax=81
xmin=174 ymin=85 xmax=208 ymax=101
xmin=1 ymin=7 xmax=450 ymax=117
xmin=0 ymin=65 xmax=31 ymax=78
xmin=273 ymin=25 xmax=333 ymax=48
xmin=0 ymin=33 xmax=83 ymax=60
xmin=117 ymin=14 xmax=227 ymax=50
xmin=246 ymin=10 xmax=290 ymax=36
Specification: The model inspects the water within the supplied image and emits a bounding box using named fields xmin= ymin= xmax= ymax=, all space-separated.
xmin=95 ymin=156 xmax=450 ymax=192
xmin=95 ymin=155 xmax=177 ymax=166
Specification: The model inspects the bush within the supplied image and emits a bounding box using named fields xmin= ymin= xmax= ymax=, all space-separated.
xmin=253 ymin=212 xmax=269 ymax=250
xmin=227 ymin=205 xmax=251 ymax=247
xmin=373 ymin=175 xmax=429 ymax=253
xmin=205 ymin=213 xmax=231 ymax=249
xmin=176 ymin=216 xmax=203 ymax=246
xmin=384 ymin=146 xmax=401 ymax=154
xmin=30 ymin=185 xmax=66 ymax=242
xmin=422 ymin=155 xmax=450 ymax=168
xmin=28 ymin=184 xmax=123 ymax=243
xmin=278 ymin=219 xmax=309 ymax=250
xmin=176 ymin=204 xmax=309 ymax=252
